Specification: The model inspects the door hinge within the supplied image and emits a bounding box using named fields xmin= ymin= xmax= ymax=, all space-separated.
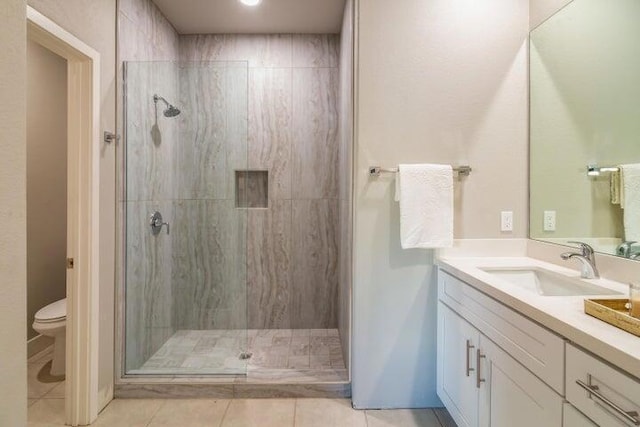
xmin=67 ymin=257 xmax=74 ymax=269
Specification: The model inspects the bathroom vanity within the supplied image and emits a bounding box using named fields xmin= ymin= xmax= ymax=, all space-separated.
xmin=436 ymin=257 xmax=640 ymax=427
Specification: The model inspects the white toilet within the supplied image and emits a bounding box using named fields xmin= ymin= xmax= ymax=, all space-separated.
xmin=32 ymin=298 xmax=66 ymax=377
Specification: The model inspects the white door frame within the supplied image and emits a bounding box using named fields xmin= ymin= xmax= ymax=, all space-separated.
xmin=27 ymin=6 xmax=101 ymax=426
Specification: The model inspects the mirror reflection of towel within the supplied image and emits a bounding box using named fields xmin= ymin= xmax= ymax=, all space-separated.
xmin=610 ymin=170 xmax=621 ymax=205
xmin=620 ymin=164 xmax=640 ymax=242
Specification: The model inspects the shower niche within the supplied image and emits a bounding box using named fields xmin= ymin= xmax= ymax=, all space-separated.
xmin=235 ymin=170 xmax=268 ymax=208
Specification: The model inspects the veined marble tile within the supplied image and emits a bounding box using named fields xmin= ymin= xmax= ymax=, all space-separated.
xmin=233 ymin=383 xmax=350 ymax=398
xmin=119 ymin=0 xmax=154 ymax=40
xmin=172 ymin=200 xmax=247 ymax=330
xmin=292 ymin=34 xmax=339 ymax=68
xmin=247 ymin=200 xmax=292 ymax=329
xmin=179 ymin=34 xmax=292 ymax=68
xmin=150 ymin=2 xmax=179 ymax=60
xmin=124 ymin=200 xmax=174 ymax=371
xmin=119 ymin=14 xmax=152 ymax=63
xmin=291 ymin=200 xmax=339 ymax=328
xmin=225 ymin=34 xmax=293 ymax=68
xmin=125 ymin=61 xmax=178 ymax=201
xmin=176 ymin=64 xmax=228 ymax=200
xmin=248 ymin=68 xmax=292 ymax=200
xmin=179 ymin=34 xmax=226 ymax=62
xmin=225 ymin=65 xmax=250 ymax=200
xmin=292 ymin=68 xmax=339 ymax=199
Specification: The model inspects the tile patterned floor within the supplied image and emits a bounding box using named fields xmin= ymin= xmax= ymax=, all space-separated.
xmin=131 ymin=329 xmax=348 ymax=382
xmin=27 ymin=347 xmax=65 ymax=406
xmin=27 ymin=344 xmax=457 ymax=426
xmin=29 ymin=397 xmax=458 ymax=427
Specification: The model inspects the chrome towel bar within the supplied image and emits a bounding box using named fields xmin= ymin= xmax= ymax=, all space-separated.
xmin=587 ymin=164 xmax=619 ymax=176
xmin=369 ymin=165 xmax=472 ymax=177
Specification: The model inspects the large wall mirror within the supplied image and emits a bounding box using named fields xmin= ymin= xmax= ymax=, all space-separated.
xmin=530 ymin=0 xmax=640 ymax=259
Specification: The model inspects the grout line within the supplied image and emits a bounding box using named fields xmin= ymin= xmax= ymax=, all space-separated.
xmin=363 ymin=410 xmax=369 ymax=427
xmin=292 ymin=398 xmax=298 ymax=427
xmin=144 ymin=399 xmax=167 ymax=427
xmin=218 ymin=398 xmax=232 ymax=427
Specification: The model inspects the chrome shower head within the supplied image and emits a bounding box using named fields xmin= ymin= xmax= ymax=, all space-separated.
xmin=163 ymin=105 xmax=181 ymax=117
xmin=153 ymin=94 xmax=181 ymax=118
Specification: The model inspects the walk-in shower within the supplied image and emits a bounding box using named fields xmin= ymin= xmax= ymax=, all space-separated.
xmin=121 ymin=48 xmax=351 ymax=387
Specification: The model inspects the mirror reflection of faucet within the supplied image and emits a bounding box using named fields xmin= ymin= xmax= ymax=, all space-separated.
xmin=560 ymin=241 xmax=600 ymax=279
xmin=616 ymin=241 xmax=637 ymax=257
xmin=150 ymin=211 xmax=170 ymax=235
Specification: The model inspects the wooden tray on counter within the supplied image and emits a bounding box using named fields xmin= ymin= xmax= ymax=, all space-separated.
xmin=584 ymin=299 xmax=640 ymax=337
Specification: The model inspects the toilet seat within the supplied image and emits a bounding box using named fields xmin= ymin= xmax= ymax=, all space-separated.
xmin=35 ymin=298 xmax=66 ymax=323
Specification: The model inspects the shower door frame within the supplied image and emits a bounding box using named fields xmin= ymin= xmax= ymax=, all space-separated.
xmin=27 ymin=6 xmax=102 ymax=426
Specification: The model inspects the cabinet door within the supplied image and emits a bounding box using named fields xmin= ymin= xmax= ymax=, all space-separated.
xmin=563 ymin=403 xmax=598 ymax=427
xmin=478 ymin=335 xmax=563 ymax=427
xmin=438 ymin=302 xmax=480 ymax=427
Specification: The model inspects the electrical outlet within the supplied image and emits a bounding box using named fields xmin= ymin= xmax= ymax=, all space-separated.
xmin=501 ymin=211 xmax=513 ymax=232
xmin=544 ymin=210 xmax=556 ymax=231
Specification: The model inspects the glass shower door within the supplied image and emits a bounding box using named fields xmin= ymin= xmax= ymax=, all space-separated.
xmin=123 ymin=60 xmax=249 ymax=376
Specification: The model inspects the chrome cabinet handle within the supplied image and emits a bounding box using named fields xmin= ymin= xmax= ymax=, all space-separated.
xmin=576 ymin=376 xmax=640 ymax=426
xmin=466 ymin=340 xmax=475 ymax=377
xmin=476 ymin=349 xmax=486 ymax=388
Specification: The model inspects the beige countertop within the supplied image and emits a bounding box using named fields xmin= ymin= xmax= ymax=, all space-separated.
xmin=437 ymin=256 xmax=640 ymax=380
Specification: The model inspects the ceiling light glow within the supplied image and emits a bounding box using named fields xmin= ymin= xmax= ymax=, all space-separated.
xmin=240 ymin=0 xmax=261 ymax=6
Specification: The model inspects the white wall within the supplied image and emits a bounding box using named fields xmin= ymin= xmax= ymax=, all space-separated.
xmin=27 ymin=0 xmax=117 ymax=409
xmin=0 ymin=0 xmax=28 ymax=424
xmin=26 ymin=40 xmax=67 ymax=345
xmin=530 ymin=0 xmax=573 ymax=29
xmin=352 ymin=0 xmax=529 ymax=408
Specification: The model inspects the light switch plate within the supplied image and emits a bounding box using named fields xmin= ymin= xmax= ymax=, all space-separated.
xmin=501 ymin=211 xmax=513 ymax=232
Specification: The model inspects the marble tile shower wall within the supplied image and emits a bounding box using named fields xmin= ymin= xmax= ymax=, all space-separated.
xmin=119 ymin=0 xmax=180 ymax=370
xmin=178 ymin=34 xmax=341 ymax=330
xmin=124 ymin=62 xmax=179 ymax=369
xmin=172 ymin=63 xmax=249 ymax=331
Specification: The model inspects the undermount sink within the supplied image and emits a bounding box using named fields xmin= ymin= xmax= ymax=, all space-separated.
xmin=480 ymin=267 xmax=622 ymax=296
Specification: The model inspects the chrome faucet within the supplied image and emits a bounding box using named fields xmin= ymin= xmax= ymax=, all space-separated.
xmin=561 ymin=241 xmax=599 ymax=279
xmin=616 ymin=241 xmax=638 ymax=258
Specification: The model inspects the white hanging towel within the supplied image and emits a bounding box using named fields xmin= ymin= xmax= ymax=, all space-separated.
xmin=620 ymin=164 xmax=640 ymax=241
xmin=396 ymin=164 xmax=453 ymax=249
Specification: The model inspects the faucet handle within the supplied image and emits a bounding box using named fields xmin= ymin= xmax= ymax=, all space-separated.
xmin=567 ymin=241 xmax=595 ymax=258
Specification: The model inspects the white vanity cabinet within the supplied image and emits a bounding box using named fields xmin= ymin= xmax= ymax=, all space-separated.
xmin=566 ymin=344 xmax=640 ymax=427
xmin=437 ymin=269 xmax=563 ymax=427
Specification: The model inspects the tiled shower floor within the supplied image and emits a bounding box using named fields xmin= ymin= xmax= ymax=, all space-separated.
xmin=129 ymin=329 xmax=348 ymax=383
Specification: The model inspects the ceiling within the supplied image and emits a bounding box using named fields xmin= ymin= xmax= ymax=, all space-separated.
xmin=151 ymin=0 xmax=347 ymax=34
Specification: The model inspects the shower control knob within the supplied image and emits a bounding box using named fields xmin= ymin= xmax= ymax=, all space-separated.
xmin=150 ymin=211 xmax=170 ymax=235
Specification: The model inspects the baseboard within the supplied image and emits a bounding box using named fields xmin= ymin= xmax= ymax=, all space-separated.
xmin=28 ymin=334 xmax=54 ymax=358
